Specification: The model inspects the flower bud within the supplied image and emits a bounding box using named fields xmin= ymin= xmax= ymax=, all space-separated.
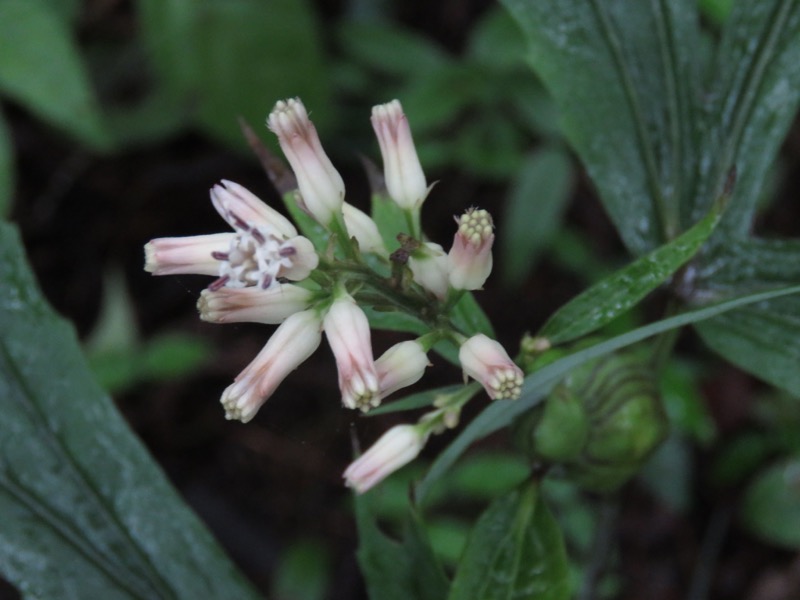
xmin=375 ymin=340 xmax=430 ymax=398
xmin=210 ymin=180 xmax=297 ymax=239
xmin=514 ymin=352 xmax=668 ymax=493
xmin=371 ymin=100 xmax=429 ymax=210
xmin=268 ymin=98 xmax=344 ymax=225
xmin=458 ymin=334 xmax=524 ymax=400
xmin=221 ymin=309 xmax=322 ymax=423
xmin=408 ymin=242 xmax=450 ymax=299
xmin=342 ymin=202 xmax=387 ymax=256
xmin=344 ymin=425 xmax=427 ymax=493
xmin=448 ymin=208 xmax=494 ymax=290
xmin=324 ymin=294 xmax=380 ymax=411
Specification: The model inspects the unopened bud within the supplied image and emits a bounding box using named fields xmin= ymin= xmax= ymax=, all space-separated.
xmin=448 ymin=208 xmax=494 ymax=291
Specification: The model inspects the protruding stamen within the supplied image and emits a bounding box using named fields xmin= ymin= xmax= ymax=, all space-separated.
xmin=209 ymin=275 xmax=230 ymax=291
xmin=230 ymin=212 xmax=251 ymax=231
xmin=261 ymin=274 xmax=273 ymax=289
xmin=251 ymin=228 xmax=266 ymax=244
xmin=279 ymin=246 xmax=297 ymax=257
xmin=211 ymin=251 xmax=229 ymax=261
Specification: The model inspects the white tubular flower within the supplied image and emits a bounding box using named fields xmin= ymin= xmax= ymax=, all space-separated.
xmin=144 ymin=180 xmax=319 ymax=292
xmin=371 ymin=100 xmax=429 ymax=210
xmin=324 ymin=294 xmax=380 ymax=411
xmin=145 ymin=233 xmax=234 ymax=276
xmin=375 ymin=340 xmax=429 ymax=398
xmin=344 ymin=425 xmax=427 ymax=493
xmin=268 ymin=98 xmax=345 ymax=225
xmin=221 ymin=309 xmax=322 ymax=423
xmin=459 ymin=334 xmax=524 ymax=400
xmin=342 ymin=202 xmax=387 ymax=256
xmin=198 ymin=284 xmax=314 ymax=324
xmin=448 ymin=208 xmax=495 ymax=291
xmin=408 ymin=242 xmax=450 ymax=299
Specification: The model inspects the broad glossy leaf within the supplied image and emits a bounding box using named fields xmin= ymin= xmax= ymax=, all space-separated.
xmin=538 ymin=206 xmax=722 ymax=345
xmin=416 ymin=282 xmax=800 ymax=502
xmin=502 ymin=0 xmax=700 ymax=254
xmin=695 ymin=238 xmax=800 ymax=396
xmin=0 ymin=0 xmax=109 ymax=150
xmin=500 ymin=147 xmax=574 ymax=285
xmin=448 ymin=482 xmax=570 ymax=600
xmin=740 ymin=457 xmax=800 ymax=549
xmin=692 ymin=0 xmax=800 ymax=238
xmin=0 ymin=223 xmax=259 ymax=599
xmin=696 ymin=296 xmax=800 ymax=396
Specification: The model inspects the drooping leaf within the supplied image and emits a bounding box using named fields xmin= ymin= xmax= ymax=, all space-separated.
xmin=692 ymin=0 xmax=800 ymax=239
xmin=500 ymin=146 xmax=574 ymax=285
xmin=0 ymin=0 xmax=109 ymax=150
xmin=502 ymin=0 xmax=701 ymax=254
xmin=740 ymin=456 xmax=800 ymax=549
xmin=0 ymin=222 xmax=259 ymax=599
xmin=416 ymin=282 xmax=800 ymax=502
xmin=538 ymin=203 xmax=723 ymax=346
xmin=448 ymin=481 xmax=570 ymax=600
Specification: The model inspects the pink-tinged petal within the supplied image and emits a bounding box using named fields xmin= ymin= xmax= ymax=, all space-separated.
xmin=144 ymin=233 xmax=234 ymax=276
xmin=323 ymin=294 xmax=380 ymax=411
xmin=375 ymin=340 xmax=429 ymax=398
xmin=408 ymin=242 xmax=450 ymax=299
xmin=198 ymin=284 xmax=313 ymax=324
xmin=211 ymin=180 xmax=297 ymax=238
xmin=371 ymin=100 xmax=428 ymax=210
xmin=268 ymin=98 xmax=344 ymax=225
xmin=221 ymin=310 xmax=322 ymax=422
xmin=344 ymin=425 xmax=426 ymax=493
xmin=279 ymin=235 xmax=319 ymax=281
xmin=342 ymin=202 xmax=387 ymax=256
xmin=458 ymin=334 xmax=523 ymax=400
xmin=448 ymin=208 xmax=494 ymax=291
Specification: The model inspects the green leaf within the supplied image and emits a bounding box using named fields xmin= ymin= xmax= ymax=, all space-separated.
xmin=354 ymin=493 xmax=412 ymax=600
xmin=448 ymin=482 xmax=570 ymax=600
xmin=740 ymin=456 xmax=800 ymax=549
xmin=416 ymin=282 xmax=800 ymax=502
xmin=693 ymin=0 xmax=800 ymax=239
xmin=538 ymin=205 xmax=723 ymax=346
xmin=0 ymin=109 xmax=14 ymax=217
xmin=694 ymin=238 xmax=800 ymax=397
xmin=0 ymin=222 xmax=259 ymax=599
xmin=451 ymin=292 xmax=495 ymax=339
xmin=337 ymin=21 xmax=449 ymax=78
xmin=137 ymin=0 xmax=331 ymax=148
xmin=502 ymin=0 xmax=700 ymax=254
xmin=271 ymin=538 xmax=331 ymax=600
xmin=500 ymin=147 xmax=574 ymax=285
xmin=0 ymin=0 xmax=109 ymax=150
xmin=368 ymin=384 xmax=463 ymax=416
xmin=370 ymin=193 xmax=408 ymax=252
xmin=696 ymin=296 xmax=800 ymax=397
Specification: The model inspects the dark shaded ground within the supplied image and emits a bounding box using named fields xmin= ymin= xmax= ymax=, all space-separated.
xmin=3 ymin=2 xmax=800 ymax=600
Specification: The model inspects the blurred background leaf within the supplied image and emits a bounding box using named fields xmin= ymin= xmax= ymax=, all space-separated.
xmin=0 ymin=0 xmax=110 ymax=150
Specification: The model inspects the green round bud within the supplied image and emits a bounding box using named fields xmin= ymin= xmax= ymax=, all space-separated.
xmin=514 ymin=350 xmax=668 ymax=493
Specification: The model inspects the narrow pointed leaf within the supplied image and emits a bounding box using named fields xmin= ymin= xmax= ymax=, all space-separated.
xmin=501 ymin=0 xmax=700 ymax=254
xmin=448 ymin=482 xmax=570 ymax=600
xmin=538 ymin=206 xmax=722 ymax=346
xmin=0 ymin=223 xmax=259 ymax=599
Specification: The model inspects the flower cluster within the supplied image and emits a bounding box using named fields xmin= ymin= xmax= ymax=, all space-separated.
xmin=144 ymin=98 xmax=524 ymax=492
